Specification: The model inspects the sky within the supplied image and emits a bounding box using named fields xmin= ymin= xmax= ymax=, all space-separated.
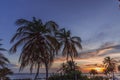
xmin=0 ymin=0 xmax=120 ymax=73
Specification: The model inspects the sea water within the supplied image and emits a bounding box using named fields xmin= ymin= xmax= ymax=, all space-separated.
xmin=9 ymin=73 xmax=120 ymax=80
xmin=9 ymin=73 xmax=51 ymax=80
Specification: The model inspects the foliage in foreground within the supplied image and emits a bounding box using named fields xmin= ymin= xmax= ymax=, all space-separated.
xmin=90 ymin=76 xmax=109 ymax=80
xmin=48 ymin=71 xmax=109 ymax=80
xmin=0 ymin=39 xmax=13 ymax=80
xmin=13 ymin=78 xmax=32 ymax=80
xmin=0 ymin=67 xmax=13 ymax=80
xmin=58 ymin=60 xmax=80 ymax=74
xmin=48 ymin=71 xmax=87 ymax=80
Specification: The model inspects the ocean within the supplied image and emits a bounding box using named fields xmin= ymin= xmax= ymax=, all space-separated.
xmin=9 ymin=73 xmax=120 ymax=80
xmin=9 ymin=73 xmax=51 ymax=80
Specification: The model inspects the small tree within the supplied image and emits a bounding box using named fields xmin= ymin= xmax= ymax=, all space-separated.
xmin=89 ymin=69 xmax=98 ymax=77
xmin=103 ymin=57 xmax=117 ymax=80
xmin=58 ymin=60 xmax=80 ymax=74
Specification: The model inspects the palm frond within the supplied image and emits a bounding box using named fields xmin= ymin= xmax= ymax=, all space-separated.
xmin=71 ymin=36 xmax=82 ymax=42
xmin=45 ymin=21 xmax=59 ymax=31
xmin=16 ymin=19 xmax=30 ymax=25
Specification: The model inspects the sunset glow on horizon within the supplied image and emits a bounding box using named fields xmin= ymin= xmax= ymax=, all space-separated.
xmin=81 ymin=67 xmax=105 ymax=73
xmin=94 ymin=67 xmax=105 ymax=73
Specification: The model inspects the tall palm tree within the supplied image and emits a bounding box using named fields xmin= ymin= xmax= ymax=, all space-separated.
xmin=10 ymin=17 xmax=59 ymax=80
xmin=103 ymin=56 xmax=117 ymax=80
xmin=56 ymin=28 xmax=82 ymax=80
xmin=56 ymin=28 xmax=82 ymax=61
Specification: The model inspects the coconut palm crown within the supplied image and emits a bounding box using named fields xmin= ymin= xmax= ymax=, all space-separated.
xmin=56 ymin=28 xmax=82 ymax=61
xmin=10 ymin=17 xmax=59 ymax=80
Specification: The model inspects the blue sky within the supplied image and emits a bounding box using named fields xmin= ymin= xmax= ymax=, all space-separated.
xmin=0 ymin=0 xmax=120 ymax=73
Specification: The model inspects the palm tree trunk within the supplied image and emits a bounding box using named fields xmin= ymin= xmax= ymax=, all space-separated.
xmin=113 ymin=72 xmax=115 ymax=80
xmin=45 ymin=62 xmax=49 ymax=80
xmin=34 ymin=64 xmax=40 ymax=80
xmin=70 ymin=54 xmax=76 ymax=80
xmin=70 ymin=54 xmax=73 ymax=62
xmin=106 ymin=74 xmax=108 ymax=79
xmin=109 ymin=73 xmax=111 ymax=79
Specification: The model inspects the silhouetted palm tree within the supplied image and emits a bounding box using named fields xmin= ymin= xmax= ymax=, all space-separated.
xmin=57 ymin=63 xmax=67 ymax=73
xmin=10 ymin=17 xmax=59 ymax=80
xmin=56 ymin=29 xmax=82 ymax=80
xmin=56 ymin=28 xmax=82 ymax=61
xmin=103 ymin=56 xmax=117 ymax=80
xmin=58 ymin=60 xmax=79 ymax=74
xmin=66 ymin=60 xmax=78 ymax=72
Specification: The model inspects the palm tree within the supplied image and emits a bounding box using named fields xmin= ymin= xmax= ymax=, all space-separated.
xmin=56 ymin=28 xmax=82 ymax=61
xmin=57 ymin=63 xmax=67 ymax=74
xmin=10 ymin=17 xmax=59 ymax=80
xmin=56 ymin=29 xmax=82 ymax=80
xmin=103 ymin=56 xmax=117 ymax=80
xmin=66 ymin=60 xmax=78 ymax=73
xmin=58 ymin=60 xmax=79 ymax=74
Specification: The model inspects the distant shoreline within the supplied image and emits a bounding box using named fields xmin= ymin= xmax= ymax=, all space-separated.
xmin=9 ymin=73 xmax=120 ymax=80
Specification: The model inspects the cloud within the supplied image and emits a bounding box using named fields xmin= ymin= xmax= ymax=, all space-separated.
xmin=53 ymin=42 xmax=120 ymax=63
xmin=54 ymin=57 xmax=66 ymax=62
xmin=82 ymin=24 xmax=120 ymax=51
xmin=79 ymin=41 xmax=120 ymax=58
xmin=85 ymin=63 xmax=104 ymax=67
